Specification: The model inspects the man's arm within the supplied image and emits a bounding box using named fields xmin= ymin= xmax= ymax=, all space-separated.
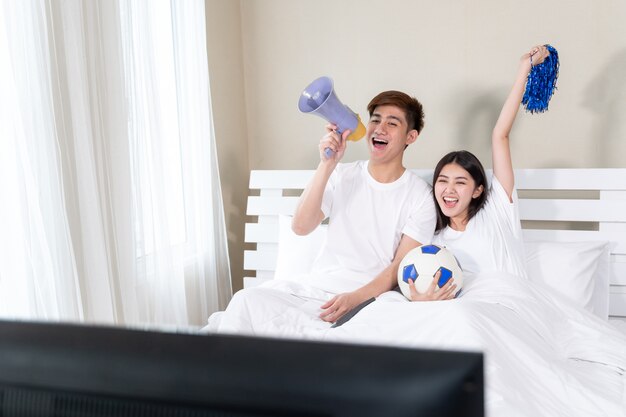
xmin=292 ymin=124 xmax=350 ymax=235
xmin=319 ymin=234 xmax=422 ymax=323
xmin=320 ymin=231 xmax=460 ymax=323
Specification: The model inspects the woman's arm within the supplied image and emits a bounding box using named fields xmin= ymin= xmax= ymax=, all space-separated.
xmin=492 ymin=45 xmax=550 ymax=200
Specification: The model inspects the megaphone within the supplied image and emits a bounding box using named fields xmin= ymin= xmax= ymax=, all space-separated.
xmin=298 ymin=76 xmax=366 ymax=158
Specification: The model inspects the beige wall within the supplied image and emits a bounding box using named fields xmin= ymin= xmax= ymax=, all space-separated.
xmin=205 ymin=0 xmax=249 ymax=291
xmin=207 ymin=0 xmax=626 ymax=291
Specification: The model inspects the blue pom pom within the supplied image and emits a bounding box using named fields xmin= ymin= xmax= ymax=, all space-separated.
xmin=522 ymin=45 xmax=559 ymax=114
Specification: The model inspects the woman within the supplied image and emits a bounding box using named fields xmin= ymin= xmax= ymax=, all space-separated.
xmin=386 ymin=46 xmax=626 ymax=415
xmin=406 ymin=45 xmax=548 ymax=299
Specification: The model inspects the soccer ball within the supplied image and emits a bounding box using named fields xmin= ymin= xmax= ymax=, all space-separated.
xmin=397 ymin=244 xmax=463 ymax=300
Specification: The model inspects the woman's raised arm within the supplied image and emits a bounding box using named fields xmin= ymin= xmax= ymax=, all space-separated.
xmin=492 ymin=45 xmax=550 ymax=200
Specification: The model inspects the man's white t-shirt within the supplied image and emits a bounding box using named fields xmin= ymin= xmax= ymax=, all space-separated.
xmin=432 ymin=175 xmax=527 ymax=279
xmin=309 ymin=160 xmax=436 ymax=293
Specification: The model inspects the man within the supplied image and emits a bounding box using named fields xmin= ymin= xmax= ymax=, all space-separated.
xmin=208 ymin=90 xmax=455 ymax=336
xmin=293 ymin=90 xmax=457 ymax=324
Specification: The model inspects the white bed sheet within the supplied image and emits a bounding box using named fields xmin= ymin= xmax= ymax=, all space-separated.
xmin=207 ymin=274 xmax=626 ymax=417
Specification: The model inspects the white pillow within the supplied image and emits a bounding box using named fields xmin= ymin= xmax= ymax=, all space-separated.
xmin=524 ymin=240 xmax=610 ymax=319
xmin=273 ymin=215 xmax=327 ymax=281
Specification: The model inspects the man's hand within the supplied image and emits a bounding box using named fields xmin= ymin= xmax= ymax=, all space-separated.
xmin=408 ymin=270 xmax=458 ymax=301
xmin=319 ymin=291 xmax=362 ymax=323
xmin=320 ymin=123 xmax=350 ymax=162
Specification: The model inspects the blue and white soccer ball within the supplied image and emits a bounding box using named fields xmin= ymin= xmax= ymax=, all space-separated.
xmin=397 ymin=244 xmax=463 ymax=299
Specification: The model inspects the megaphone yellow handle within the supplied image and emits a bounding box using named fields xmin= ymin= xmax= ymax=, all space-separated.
xmin=346 ymin=115 xmax=366 ymax=142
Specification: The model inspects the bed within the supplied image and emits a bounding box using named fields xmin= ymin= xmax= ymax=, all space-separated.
xmin=215 ymin=168 xmax=626 ymax=417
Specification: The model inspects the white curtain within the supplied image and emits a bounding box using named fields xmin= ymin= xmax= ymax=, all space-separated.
xmin=0 ymin=0 xmax=83 ymax=320
xmin=0 ymin=0 xmax=232 ymax=327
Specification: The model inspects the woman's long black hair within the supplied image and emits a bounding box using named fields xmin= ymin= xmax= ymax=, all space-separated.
xmin=433 ymin=150 xmax=489 ymax=233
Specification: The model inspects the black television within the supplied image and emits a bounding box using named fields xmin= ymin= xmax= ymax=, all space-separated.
xmin=0 ymin=320 xmax=484 ymax=417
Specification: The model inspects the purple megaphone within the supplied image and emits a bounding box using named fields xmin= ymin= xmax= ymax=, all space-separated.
xmin=298 ymin=76 xmax=366 ymax=159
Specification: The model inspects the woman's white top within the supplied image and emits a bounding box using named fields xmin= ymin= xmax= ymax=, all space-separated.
xmin=432 ymin=175 xmax=527 ymax=279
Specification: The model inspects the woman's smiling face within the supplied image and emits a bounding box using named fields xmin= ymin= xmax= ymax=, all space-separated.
xmin=434 ymin=162 xmax=484 ymax=230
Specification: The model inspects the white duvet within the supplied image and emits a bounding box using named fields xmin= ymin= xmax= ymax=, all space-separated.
xmin=207 ymin=273 xmax=626 ymax=417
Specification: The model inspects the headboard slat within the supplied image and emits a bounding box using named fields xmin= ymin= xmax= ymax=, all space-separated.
xmin=514 ymin=169 xmax=626 ymax=190
xmin=244 ymin=223 xmax=279 ymax=243
xmin=519 ymin=199 xmax=626 ymax=222
xmin=247 ymin=196 xmax=299 ymax=216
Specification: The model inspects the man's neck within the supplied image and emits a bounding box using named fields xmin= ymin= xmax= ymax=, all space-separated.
xmin=367 ymin=160 xmax=406 ymax=183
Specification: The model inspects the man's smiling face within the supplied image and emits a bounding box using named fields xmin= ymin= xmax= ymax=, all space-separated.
xmin=366 ymin=105 xmax=417 ymax=163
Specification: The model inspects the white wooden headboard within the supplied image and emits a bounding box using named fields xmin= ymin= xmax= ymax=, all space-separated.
xmin=243 ymin=168 xmax=626 ymax=321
